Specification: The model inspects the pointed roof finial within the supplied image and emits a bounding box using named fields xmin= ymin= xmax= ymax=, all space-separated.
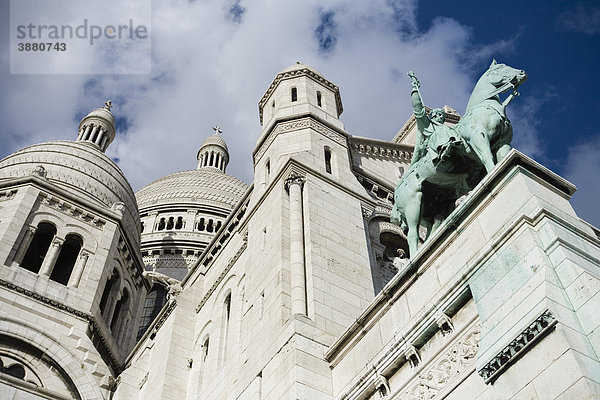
xmin=212 ymin=126 xmax=222 ymax=134
xmin=104 ymin=100 xmax=113 ymax=111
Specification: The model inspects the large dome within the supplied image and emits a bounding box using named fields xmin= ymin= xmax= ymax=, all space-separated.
xmin=0 ymin=140 xmax=140 ymax=246
xmin=136 ymin=168 xmax=248 ymax=210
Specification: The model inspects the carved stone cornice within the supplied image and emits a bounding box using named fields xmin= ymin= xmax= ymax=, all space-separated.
xmin=0 ymin=189 xmax=18 ymax=202
xmin=478 ymin=309 xmax=556 ymax=383
xmin=39 ymin=192 xmax=106 ymax=229
xmin=350 ymin=137 xmax=413 ymax=162
xmin=399 ymin=325 xmax=479 ymax=399
xmin=254 ymin=117 xmax=346 ymax=163
xmin=337 ymin=322 xmax=480 ymax=400
xmin=284 ymin=173 xmax=306 ymax=192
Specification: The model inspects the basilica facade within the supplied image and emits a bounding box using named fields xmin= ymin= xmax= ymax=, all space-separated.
xmin=1 ymin=63 xmax=600 ymax=399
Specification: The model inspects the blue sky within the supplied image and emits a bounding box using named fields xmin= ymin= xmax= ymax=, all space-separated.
xmin=1 ymin=0 xmax=599 ymax=226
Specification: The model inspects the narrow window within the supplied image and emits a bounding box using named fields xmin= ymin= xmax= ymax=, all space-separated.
xmin=20 ymin=222 xmax=56 ymax=273
xmin=225 ymin=293 xmax=231 ymax=322
xmin=202 ymin=337 xmax=210 ymax=362
xmin=291 ymin=87 xmax=297 ymax=102
xmin=140 ymin=222 xmax=145 ymax=233
xmin=100 ymin=271 xmax=120 ymax=315
xmin=167 ymin=217 xmax=174 ymax=230
xmin=324 ymin=147 xmax=332 ymax=174
xmin=111 ymin=288 xmax=129 ymax=333
xmin=157 ymin=218 xmax=166 ymax=231
xmin=215 ymin=221 xmax=222 ymax=231
xmin=317 ymin=91 xmax=322 ymax=107
xmin=207 ymin=219 xmax=214 ymax=233
xmin=50 ymin=234 xmax=82 ymax=285
xmin=259 ymin=291 xmax=265 ymax=320
xmin=221 ymin=293 xmax=232 ymax=363
xmin=175 ymin=216 xmax=184 ymax=230
xmin=265 ymin=159 xmax=270 ymax=176
xmin=272 ymin=100 xmax=275 ymax=108
xmin=198 ymin=218 xmax=206 ymax=231
xmin=210 ymin=152 xmax=215 ymax=166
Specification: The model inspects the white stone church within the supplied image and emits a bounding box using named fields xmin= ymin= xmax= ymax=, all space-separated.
xmin=1 ymin=63 xmax=600 ymax=399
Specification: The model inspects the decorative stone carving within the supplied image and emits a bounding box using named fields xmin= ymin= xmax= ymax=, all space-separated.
xmin=284 ymin=173 xmax=306 ymax=192
xmin=401 ymin=326 xmax=480 ymax=399
xmin=478 ymin=309 xmax=556 ymax=383
xmin=32 ymin=165 xmax=47 ymax=179
xmin=405 ymin=345 xmax=421 ymax=368
xmin=436 ymin=314 xmax=454 ymax=336
xmin=374 ymin=373 xmax=391 ymax=399
xmin=111 ymin=202 xmax=125 ymax=214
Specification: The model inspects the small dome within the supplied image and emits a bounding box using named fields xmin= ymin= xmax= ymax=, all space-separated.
xmin=280 ymin=62 xmax=324 ymax=77
xmin=201 ymin=134 xmax=228 ymax=151
xmin=136 ymin=169 xmax=248 ymax=211
xmin=0 ymin=140 xmax=140 ymax=246
xmin=83 ymin=106 xmax=115 ymax=127
xmin=77 ymin=101 xmax=116 ymax=152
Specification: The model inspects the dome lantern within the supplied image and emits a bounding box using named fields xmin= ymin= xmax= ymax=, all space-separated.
xmin=197 ymin=126 xmax=229 ymax=173
xmin=76 ymin=100 xmax=116 ymax=152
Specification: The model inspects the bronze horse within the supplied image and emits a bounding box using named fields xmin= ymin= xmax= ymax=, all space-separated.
xmin=391 ymin=61 xmax=528 ymax=258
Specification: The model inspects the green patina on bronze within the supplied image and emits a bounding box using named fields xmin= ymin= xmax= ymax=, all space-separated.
xmin=391 ymin=60 xmax=528 ymax=258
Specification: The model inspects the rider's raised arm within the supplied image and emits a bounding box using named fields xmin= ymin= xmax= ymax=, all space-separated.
xmin=407 ymin=71 xmax=429 ymax=131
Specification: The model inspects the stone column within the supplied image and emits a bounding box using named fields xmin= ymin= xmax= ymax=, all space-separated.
xmin=148 ymin=212 xmax=159 ymax=232
xmin=13 ymin=226 xmax=36 ymax=265
xmin=89 ymin=125 xmax=100 ymax=143
xmin=94 ymin=128 xmax=105 ymax=145
xmin=105 ymin=290 xmax=122 ymax=327
xmin=285 ymin=174 xmax=307 ymax=316
xmin=68 ymin=251 xmax=89 ymax=287
xmin=39 ymin=237 xmax=64 ymax=277
xmin=82 ymin=124 xmax=92 ymax=141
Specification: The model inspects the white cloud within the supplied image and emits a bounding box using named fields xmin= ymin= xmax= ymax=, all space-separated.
xmin=1 ymin=0 xmax=530 ymax=193
xmin=563 ymin=134 xmax=600 ymax=227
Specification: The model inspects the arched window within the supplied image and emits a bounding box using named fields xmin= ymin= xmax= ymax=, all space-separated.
xmin=100 ymin=270 xmax=120 ymax=316
xmin=207 ymin=219 xmax=214 ymax=233
xmin=317 ymin=91 xmax=322 ymax=107
xmin=210 ymin=152 xmax=215 ymax=166
xmin=136 ymin=283 xmax=168 ymax=341
xmin=198 ymin=218 xmax=205 ymax=231
xmin=167 ymin=217 xmax=174 ymax=230
xmin=224 ymin=293 xmax=231 ymax=322
xmin=50 ymin=234 xmax=82 ymax=285
xmin=221 ymin=293 xmax=232 ymax=363
xmin=175 ymin=216 xmax=184 ymax=230
xmin=20 ymin=222 xmax=56 ymax=273
xmin=324 ymin=147 xmax=332 ymax=174
xmin=215 ymin=221 xmax=222 ymax=231
xmin=157 ymin=218 xmax=166 ymax=231
xmin=110 ymin=288 xmax=129 ymax=333
xmin=291 ymin=87 xmax=297 ymax=102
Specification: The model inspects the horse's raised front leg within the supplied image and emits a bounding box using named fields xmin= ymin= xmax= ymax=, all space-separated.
xmin=404 ymin=190 xmax=423 ymax=258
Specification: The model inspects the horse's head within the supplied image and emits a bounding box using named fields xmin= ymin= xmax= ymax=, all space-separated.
xmin=486 ymin=59 xmax=528 ymax=90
